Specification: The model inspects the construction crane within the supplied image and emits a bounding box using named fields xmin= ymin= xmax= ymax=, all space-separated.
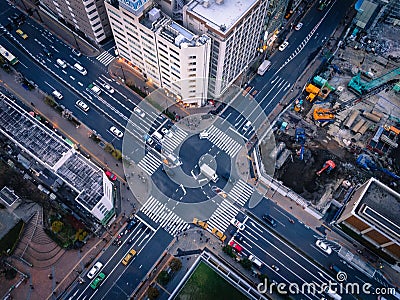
xmin=356 ymin=154 xmax=400 ymax=181
xmin=312 ymin=79 xmax=396 ymax=123
xmin=294 ymin=128 xmax=306 ymax=160
xmin=348 ymin=67 xmax=400 ymax=95
xmin=316 ymin=160 xmax=336 ymax=176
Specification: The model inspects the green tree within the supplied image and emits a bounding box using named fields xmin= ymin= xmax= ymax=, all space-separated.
xmin=112 ymin=149 xmax=122 ymax=160
xmin=104 ymin=143 xmax=114 ymax=153
xmin=240 ymin=258 xmax=252 ymax=270
xmin=157 ymin=270 xmax=170 ymax=285
xmin=147 ymin=286 xmax=160 ymax=300
xmin=51 ymin=221 xmax=64 ymax=233
xmin=169 ymin=258 xmax=182 ymax=272
xmin=222 ymin=245 xmax=235 ymax=257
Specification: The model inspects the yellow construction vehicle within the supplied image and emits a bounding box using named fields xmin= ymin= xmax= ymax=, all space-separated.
xmin=313 ymin=107 xmax=335 ymax=122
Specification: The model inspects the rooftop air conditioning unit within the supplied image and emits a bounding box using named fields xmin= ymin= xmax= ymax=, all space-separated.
xmin=203 ymin=0 xmax=210 ymax=7
xmin=216 ymin=0 xmax=224 ymax=4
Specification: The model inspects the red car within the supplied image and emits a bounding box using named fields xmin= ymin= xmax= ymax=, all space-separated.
xmin=105 ymin=170 xmax=117 ymax=181
xmin=229 ymin=240 xmax=243 ymax=252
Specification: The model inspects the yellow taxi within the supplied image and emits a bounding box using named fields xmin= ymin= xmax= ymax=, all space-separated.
xmin=16 ymin=29 xmax=28 ymax=39
xmin=193 ymin=217 xmax=208 ymax=229
xmin=121 ymin=249 xmax=136 ymax=266
xmin=212 ymin=227 xmax=226 ymax=242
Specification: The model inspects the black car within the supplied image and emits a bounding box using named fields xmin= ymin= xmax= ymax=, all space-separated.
xmin=43 ymin=48 xmax=52 ymax=57
xmin=262 ymin=214 xmax=277 ymax=227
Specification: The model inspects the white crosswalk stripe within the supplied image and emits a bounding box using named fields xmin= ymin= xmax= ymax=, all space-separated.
xmin=137 ymin=152 xmax=161 ymax=176
xmin=140 ymin=196 xmax=190 ymax=236
xmin=162 ymin=127 xmax=187 ymax=153
xmin=207 ymin=199 xmax=239 ymax=233
xmin=96 ymin=51 xmax=115 ymax=66
xmin=206 ymin=125 xmax=242 ymax=157
xmin=228 ymin=179 xmax=253 ymax=206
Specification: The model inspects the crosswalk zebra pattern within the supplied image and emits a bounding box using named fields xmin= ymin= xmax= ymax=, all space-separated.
xmin=205 ymin=125 xmax=242 ymax=157
xmin=162 ymin=127 xmax=187 ymax=153
xmin=137 ymin=152 xmax=161 ymax=176
xmin=96 ymin=51 xmax=115 ymax=66
xmin=228 ymin=179 xmax=253 ymax=206
xmin=140 ymin=196 xmax=190 ymax=236
xmin=207 ymin=199 xmax=240 ymax=233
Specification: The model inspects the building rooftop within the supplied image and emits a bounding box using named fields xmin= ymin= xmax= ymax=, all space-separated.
xmin=140 ymin=8 xmax=208 ymax=48
xmin=0 ymin=100 xmax=69 ymax=168
xmin=0 ymin=95 xmax=107 ymax=211
xmin=0 ymin=209 xmax=20 ymax=241
xmin=0 ymin=187 xmax=19 ymax=206
xmin=355 ymin=178 xmax=400 ymax=243
xmin=186 ymin=0 xmax=258 ymax=34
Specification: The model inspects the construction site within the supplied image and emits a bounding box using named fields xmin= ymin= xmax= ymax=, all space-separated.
xmin=260 ymin=18 xmax=400 ymax=218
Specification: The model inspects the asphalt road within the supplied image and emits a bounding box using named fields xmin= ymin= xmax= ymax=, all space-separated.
xmin=64 ymin=219 xmax=172 ymax=300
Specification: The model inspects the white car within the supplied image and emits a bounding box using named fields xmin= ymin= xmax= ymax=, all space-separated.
xmin=134 ymin=107 xmax=145 ymax=118
xmin=76 ymin=100 xmax=89 ymax=112
xmin=73 ymin=63 xmax=87 ymax=75
xmin=103 ymin=83 xmax=114 ymax=94
xmin=87 ymin=262 xmax=103 ymax=279
xmin=230 ymin=218 xmax=245 ymax=231
xmin=315 ymin=240 xmax=332 ymax=255
xmin=72 ymin=48 xmax=82 ymax=57
xmin=146 ymin=137 xmax=154 ymax=146
xmin=110 ymin=126 xmax=123 ymax=138
xmin=52 ymin=90 xmax=63 ymax=100
xmin=295 ymin=22 xmax=303 ymax=30
xmin=278 ymin=41 xmax=289 ymax=51
xmin=161 ymin=127 xmax=173 ymax=138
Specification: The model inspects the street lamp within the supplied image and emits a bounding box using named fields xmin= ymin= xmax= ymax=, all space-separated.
xmin=120 ymin=65 xmax=126 ymax=83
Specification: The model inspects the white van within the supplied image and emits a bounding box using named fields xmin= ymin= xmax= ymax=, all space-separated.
xmin=152 ymin=131 xmax=163 ymax=142
xmin=74 ymin=63 xmax=87 ymax=75
xmin=242 ymin=121 xmax=252 ymax=132
xmin=52 ymin=90 xmax=63 ymax=100
xmin=199 ymin=131 xmax=209 ymax=139
xmin=56 ymin=59 xmax=67 ymax=69
xmin=249 ymin=255 xmax=262 ymax=268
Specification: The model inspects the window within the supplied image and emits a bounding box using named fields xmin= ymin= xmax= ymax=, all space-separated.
xmin=189 ymin=55 xmax=196 ymax=59
xmin=189 ymin=62 xmax=196 ymax=66
xmin=188 ymin=68 xmax=196 ymax=71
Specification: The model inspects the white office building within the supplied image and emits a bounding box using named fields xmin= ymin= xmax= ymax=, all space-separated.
xmin=183 ymin=0 xmax=268 ymax=97
xmin=105 ymin=0 xmax=211 ymax=106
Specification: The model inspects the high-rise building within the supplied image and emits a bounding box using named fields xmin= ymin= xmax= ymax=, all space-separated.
xmin=105 ymin=0 xmax=211 ymax=106
xmin=336 ymin=178 xmax=400 ymax=262
xmin=183 ymin=0 xmax=269 ymax=98
xmin=40 ymin=0 xmax=112 ymax=44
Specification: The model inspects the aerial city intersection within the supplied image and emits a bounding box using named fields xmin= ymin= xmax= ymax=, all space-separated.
xmin=0 ymin=0 xmax=399 ymax=299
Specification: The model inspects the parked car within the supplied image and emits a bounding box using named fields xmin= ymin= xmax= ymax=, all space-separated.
xmin=315 ymin=240 xmax=332 ymax=255
xmin=87 ymin=262 xmax=103 ymax=279
xmin=110 ymin=126 xmax=123 ymax=138
xmin=229 ymin=240 xmax=243 ymax=253
xmin=105 ymin=170 xmax=117 ymax=181
xmin=278 ymin=41 xmax=289 ymax=51
xmin=52 ymin=90 xmax=63 ymax=100
xmin=76 ymin=100 xmax=89 ymax=112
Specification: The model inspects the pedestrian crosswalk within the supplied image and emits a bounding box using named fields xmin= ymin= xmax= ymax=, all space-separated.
xmin=162 ymin=127 xmax=187 ymax=153
xmin=140 ymin=196 xmax=190 ymax=236
xmin=207 ymin=199 xmax=240 ymax=233
xmin=138 ymin=152 xmax=161 ymax=176
xmin=96 ymin=51 xmax=115 ymax=66
xmin=228 ymin=179 xmax=253 ymax=206
xmin=205 ymin=125 xmax=242 ymax=157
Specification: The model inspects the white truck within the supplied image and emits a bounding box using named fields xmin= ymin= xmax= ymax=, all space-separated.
xmin=257 ymin=60 xmax=271 ymax=76
xmin=249 ymin=255 xmax=262 ymax=268
xmin=200 ymin=163 xmax=218 ymax=182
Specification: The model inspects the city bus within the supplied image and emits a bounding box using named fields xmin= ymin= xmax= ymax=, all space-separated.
xmin=0 ymin=45 xmax=19 ymax=65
